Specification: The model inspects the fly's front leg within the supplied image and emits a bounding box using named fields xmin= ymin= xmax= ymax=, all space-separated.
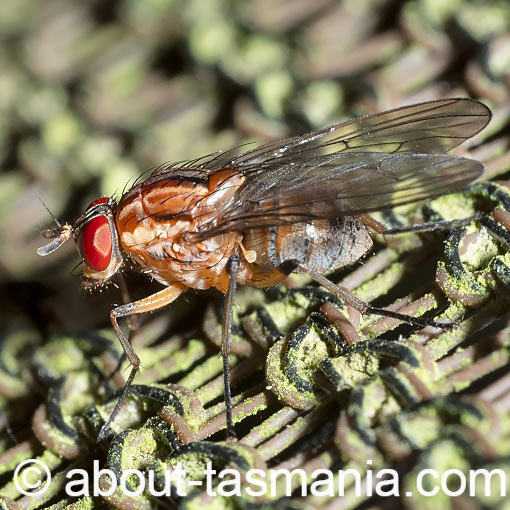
xmin=222 ymin=254 xmax=240 ymax=441
xmin=294 ymin=262 xmax=450 ymax=329
xmin=97 ymin=282 xmax=187 ymax=442
xmin=101 ymin=273 xmax=137 ymax=391
xmin=117 ymin=271 xmax=139 ymax=332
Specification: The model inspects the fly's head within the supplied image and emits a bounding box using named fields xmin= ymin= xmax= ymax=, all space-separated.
xmin=38 ymin=197 xmax=123 ymax=289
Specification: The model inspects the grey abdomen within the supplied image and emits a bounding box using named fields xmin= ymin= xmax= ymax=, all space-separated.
xmin=243 ymin=216 xmax=372 ymax=274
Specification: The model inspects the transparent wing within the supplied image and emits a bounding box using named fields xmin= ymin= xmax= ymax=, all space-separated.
xmin=196 ymin=97 xmax=490 ymax=171
xmin=188 ymin=152 xmax=483 ymax=238
xmin=148 ymin=98 xmax=489 ymax=239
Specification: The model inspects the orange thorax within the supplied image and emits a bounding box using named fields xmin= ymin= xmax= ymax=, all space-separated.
xmin=115 ymin=170 xmax=252 ymax=292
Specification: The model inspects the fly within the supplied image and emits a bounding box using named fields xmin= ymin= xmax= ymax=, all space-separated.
xmin=37 ymin=97 xmax=491 ymax=441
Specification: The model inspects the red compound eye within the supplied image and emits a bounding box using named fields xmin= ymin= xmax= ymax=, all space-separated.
xmin=78 ymin=215 xmax=112 ymax=271
xmin=88 ymin=197 xmax=110 ymax=208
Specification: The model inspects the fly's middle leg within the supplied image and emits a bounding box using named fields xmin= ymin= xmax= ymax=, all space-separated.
xmin=221 ymin=254 xmax=240 ymax=441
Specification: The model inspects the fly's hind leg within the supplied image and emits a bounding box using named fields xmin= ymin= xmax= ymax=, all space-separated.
xmin=97 ymin=282 xmax=187 ymax=442
xmin=291 ymin=262 xmax=451 ymax=330
xmin=359 ymin=213 xmax=481 ymax=235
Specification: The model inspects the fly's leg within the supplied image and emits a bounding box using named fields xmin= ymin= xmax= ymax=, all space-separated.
xmin=294 ymin=262 xmax=450 ymax=329
xmin=101 ymin=273 xmax=136 ymax=392
xmin=222 ymin=254 xmax=240 ymax=441
xmin=359 ymin=213 xmax=481 ymax=235
xmin=97 ymin=283 xmax=186 ymax=442
xmin=117 ymin=271 xmax=139 ymax=331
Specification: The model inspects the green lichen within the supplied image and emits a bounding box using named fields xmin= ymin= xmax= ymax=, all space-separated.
xmin=66 ymin=496 xmax=95 ymax=510
xmin=396 ymin=414 xmax=442 ymax=449
xmin=327 ymin=351 xmax=380 ymax=388
xmin=261 ymin=297 xmax=311 ymax=335
xmin=34 ymin=337 xmax=87 ymax=377
xmin=355 ymin=260 xmax=407 ymax=305
xmin=138 ymin=339 xmax=208 ymax=383
xmin=461 ymin=225 xmax=501 ymax=271
xmin=426 ymin=192 xmax=478 ymax=222
xmin=292 ymin=325 xmax=329 ymax=378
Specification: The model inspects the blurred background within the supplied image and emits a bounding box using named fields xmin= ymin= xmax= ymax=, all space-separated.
xmin=1 ymin=0 xmax=510 ymax=508
xmin=1 ymin=0 xmax=509 ymax=337
xmin=0 ymin=0 xmax=510 ymax=336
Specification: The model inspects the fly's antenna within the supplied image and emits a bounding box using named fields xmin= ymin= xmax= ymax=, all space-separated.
xmin=38 ymin=197 xmax=62 ymax=229
xmin=36 ymin=198 xmax=73 ymax=256
xmin=37 ymin=224 xmax=73 ymax=256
